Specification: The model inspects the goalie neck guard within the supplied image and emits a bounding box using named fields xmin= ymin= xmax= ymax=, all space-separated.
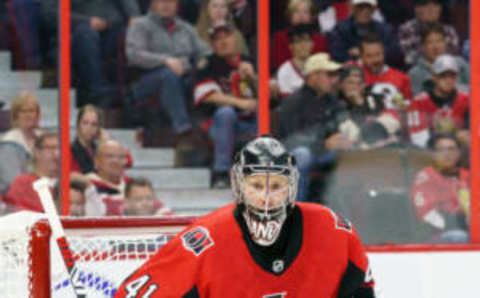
xmin=231 ymin=135 xmax=299 ymax=246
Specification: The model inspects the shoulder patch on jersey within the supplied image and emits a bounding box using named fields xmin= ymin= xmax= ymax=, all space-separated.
xmin=328 ymin=209 xmax=353 ymax=233
xmin=181 ymin=226 xmax=214 ymax=256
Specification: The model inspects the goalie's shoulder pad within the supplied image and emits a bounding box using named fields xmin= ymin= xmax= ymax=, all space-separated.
xmin=181 ymin=225 xmax=215 ymax=256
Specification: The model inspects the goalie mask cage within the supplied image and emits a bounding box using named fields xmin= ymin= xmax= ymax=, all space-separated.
xmin=0 ymin=212 xmax=193 ymax=298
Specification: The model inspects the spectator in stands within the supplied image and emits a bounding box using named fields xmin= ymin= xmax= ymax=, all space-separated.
xmin=43 ymin=0 xmax=141 ymax=107
xmin=277 ymin=53 xmax=358 ymax=202
xmin=53 ymin=178 xmax=87 ymax=216
xmin=275 ymin=24 xmax=313 ymax=97
xmin=1 ymin=91 xmax=42 ymax=156
xmin=69 ymin=179 xmax=87 ymax=217
xmin=71 ymin=104 xmax=133 ymax=175
xmin=338 ymin=66 xmax=400 ymax=147
xmin=359 ymin=34 xmax=412 ymax=101
xmin=317 ymin=0 xmax=351 ymax=34
xmin=408 ymin=24 xmax=469 ymax=96
xmin=328 ymin=0 xmax=401 ymax=67
xmin=317 ymin=0 xmax=385 ymax=34
xmin=3 ymin=132 xmax=58 ymax=212
xmin=85 ymin=139 xmax=130 ymax=216
xmin=411 ymin=133 xmax=469 ymax=243
xmin=71 ymin=104 xmax=104 ymax=174
xmin=0 ymin=92 xmax=42 ymax=194
xmin=9 ymin=0 xmax=45 ymax=69
xmin=228 ymin=0 xmax=255 ymax=52
xmin=196 ymin=0 xmax=249 ymax=55
xmin=0 ymin=140 xmax=30 ymax=194
xmin=375 ymin=0 xmax=414 ymax=27
xmin=271 ymin=0 xmax=328 ymax=70
xmin=193 ymin=23 xmax=257 ymax=188
xmin=0 ymin=1 xmax=9 ymax=50
xmin=399 ymin=0 xmax=459 ymax=66
xmin=408 ymin=54 xmax=469 ymax=148
xmin=125 ymin=0 xmax=210 ymax=137
xmin=124 ymin=177 xmax=173 ymax=216
xmin=408 ymin=55 xmax=469 ymax=147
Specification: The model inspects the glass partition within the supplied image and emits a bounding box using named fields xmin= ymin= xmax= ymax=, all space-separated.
xmin=268 ymin=0 xmax=473 ymax=245
xmin=7 ymin=0 xmax=474 ymax=245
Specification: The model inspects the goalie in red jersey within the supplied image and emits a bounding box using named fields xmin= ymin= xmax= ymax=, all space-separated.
xmin=115 ymin=136 xmax=376 ymax=297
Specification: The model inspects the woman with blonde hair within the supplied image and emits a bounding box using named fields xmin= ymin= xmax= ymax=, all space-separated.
xmin=196 ymin=0 xmax=250 ymax=55
xmin=1 ymin=91 xmax=42 ymax=155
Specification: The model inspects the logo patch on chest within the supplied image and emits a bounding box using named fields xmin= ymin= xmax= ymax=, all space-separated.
xmin=272 ymin=259 xmax=285 ymax=274
xmin=181 ymin=226 xmax=214 ymax=256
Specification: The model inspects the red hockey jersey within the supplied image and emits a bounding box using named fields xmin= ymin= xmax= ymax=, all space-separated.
xmin=411 ymin=167 xmax=470 ymax=221
xmin=115 ymin=203 xmax=375 ymax=298
xmin=407 ymin=90 xmax=469 ymax=147
xmin=363 ymin=66 xmax=412 ymax=100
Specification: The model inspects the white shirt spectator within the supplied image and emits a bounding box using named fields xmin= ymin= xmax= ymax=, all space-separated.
xmin=276 ymin=60 xmax=306 ymax=96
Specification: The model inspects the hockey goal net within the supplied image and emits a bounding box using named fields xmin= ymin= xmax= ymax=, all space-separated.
xmin=0 ymin=211 xmax=193 ymax=298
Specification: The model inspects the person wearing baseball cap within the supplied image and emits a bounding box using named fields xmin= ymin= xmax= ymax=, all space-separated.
xmin=407 ymin=53 xmax=469 ymax=148
xmin=399 ymin=0 xmax=459 ymax=65
xmin=328 ymin=0 xmax=401 ymax=67
xmin=304 ymin=53 xmax=342 ymax=76
xmin=207 ymin=22 xmax=235 ymax=40
xmin=351 ymin=0 xmax=377 ymax=8
xmin=432 ymin=54 xmax=459 ymax=76
xmin=408 ymin=23 xmax=469 ymax=96
xmin=278 ymin=54 xmax=360 ymax=201
xmin=193 ymin=20 xmax=257 ymax=188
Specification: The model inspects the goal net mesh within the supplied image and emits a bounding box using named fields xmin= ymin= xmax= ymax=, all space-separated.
xmin=0 ymin=211 xmax=188 ymax=298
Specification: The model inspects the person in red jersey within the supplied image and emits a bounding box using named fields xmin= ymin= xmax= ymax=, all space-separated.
xmin=407 ymin=54 xmax=469 ymax=148
xmin=411 ymin=134 xmax=469 ymax=243
xmin=3 ymin=132 xmax=59 ymax=213
xmin=359 ymin=34 xmax=412 ymax=101
xmin=115 ymin=135 xmax=376 ymax=298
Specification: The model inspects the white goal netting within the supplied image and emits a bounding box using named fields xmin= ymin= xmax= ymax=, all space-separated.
xmin=0 ymin=211 xmax=189 ymax=298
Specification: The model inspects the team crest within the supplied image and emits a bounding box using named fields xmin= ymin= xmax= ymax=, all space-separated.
xmin=181 ymin=226 xmax=214 ymax=256
xmin=263 ymin=292 xmax=287 ymax=298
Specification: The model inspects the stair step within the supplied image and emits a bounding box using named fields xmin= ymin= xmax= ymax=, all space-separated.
xmin=40 ymin=100 xmax=77 ymax=129
xmin=0 ymin=89 xmax=76 ymax=107
xmin=131 ymin=148 xmax=174 ymax=168
xmin=106 ymin=129 xmax=138 ymax=148
xmin=0 ymin=71 xmax=41 ymax=89
xmin=0 ymin=52 xmax=11 ymax=71
xmin=157 ymin=188 xmax=231 ymax=209
xmin=126 ymin=168 xmax=211 ymax=189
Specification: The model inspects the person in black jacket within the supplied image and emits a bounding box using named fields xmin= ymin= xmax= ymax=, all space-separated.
xmin=277 ymin=53 xmax=359 ymax=202
xmin=327 ymin=0 xmax=402 ymax=68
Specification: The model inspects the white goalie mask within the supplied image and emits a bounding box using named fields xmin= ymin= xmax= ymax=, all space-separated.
xmin=231 ymin=136 xmax=299 ymax=246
